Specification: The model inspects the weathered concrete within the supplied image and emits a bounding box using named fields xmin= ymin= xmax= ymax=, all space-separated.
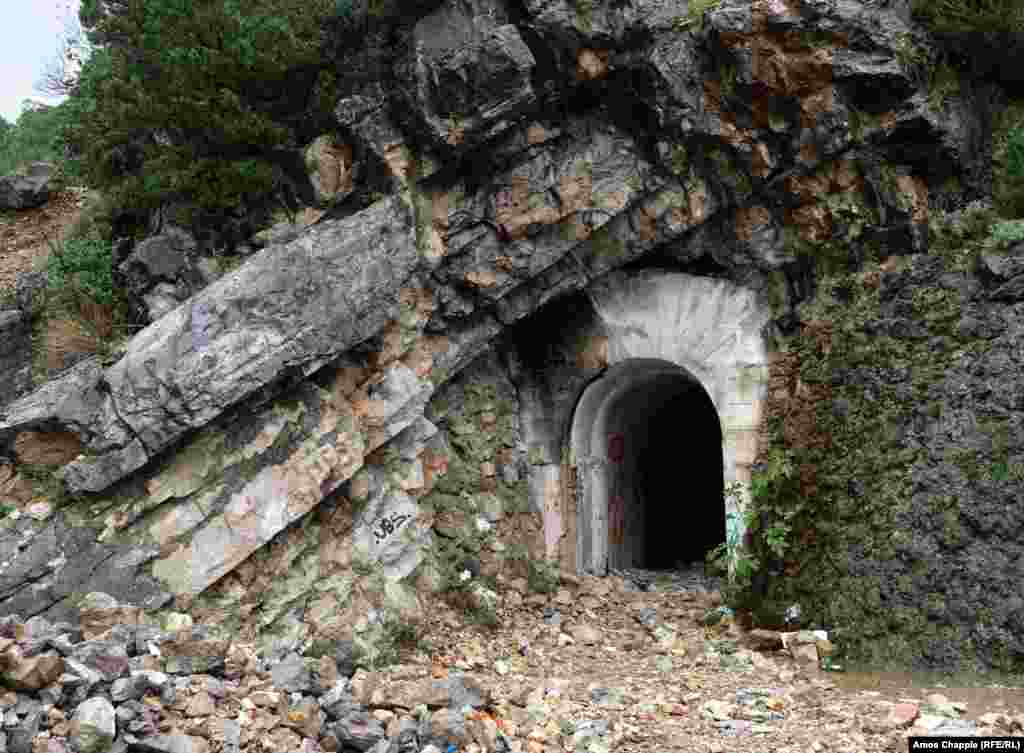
xmin=564 ymin=271 xmax=771 ymax=575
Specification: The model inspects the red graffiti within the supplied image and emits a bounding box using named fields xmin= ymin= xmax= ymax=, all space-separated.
xmin=609 ymin=494 xmax=625 ymax=547
xmin=607 ymin=433 xmax=625 ymax=463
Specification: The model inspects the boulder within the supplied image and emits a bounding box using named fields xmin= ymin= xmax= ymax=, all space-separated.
xmin=0 ymin=162 xmax=55 ymax=209
xmin=392 ymin=0 xmax=536 ymax=153
xmin=70 ymin=696 xmax=116 ymax=753
xmin=118 ymin=226 xmax=196 ymax=294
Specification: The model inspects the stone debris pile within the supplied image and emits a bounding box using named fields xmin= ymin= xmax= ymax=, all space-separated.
xmin=1 ymin=572 xmax=1023 ymax=753
xmin=0 ymin=593 xmax=517 ymax=753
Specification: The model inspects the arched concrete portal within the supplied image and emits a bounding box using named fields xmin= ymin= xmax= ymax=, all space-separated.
xmin=564 ymin=270 xmax=770 ymax=576
xmin=570 ymin=359 xmax=724 ymax=572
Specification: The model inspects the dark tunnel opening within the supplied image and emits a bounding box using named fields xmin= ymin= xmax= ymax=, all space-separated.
xmin=574 ymin=359 xmax=725 ymax=574
xmin=633 ymin=383 xmax=724 ymax=569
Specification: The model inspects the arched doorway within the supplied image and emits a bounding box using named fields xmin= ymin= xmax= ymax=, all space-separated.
xmin=555 ymin=270 xmax=771 ymax=576
xmin=569 ymin=359 xmax=724 ymax=573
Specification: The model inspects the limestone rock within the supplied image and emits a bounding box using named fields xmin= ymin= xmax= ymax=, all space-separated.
xmin=119 ymin=226 xmax=196 ymax=297
xmin=78 ymin=593 xmax=141 ymax=641
xmin=0 ymin=644 xmax=64 ymax=691
xmin=305 ymin=134 xmax=355 ymax=207
xmin=59 ymin=194 xmax=419 ymax=494
xmin=0 ymin=162 xmax=55 ymax=209
xmin=392 ymin=0 xmax=536 ymax=153
xmin=0 ymin=310 xmax=32 ymax=409
xmin=70 ymin=696 xmax=116 ymax=753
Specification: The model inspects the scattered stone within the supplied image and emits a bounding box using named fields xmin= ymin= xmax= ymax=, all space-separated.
xmin=69 ymin=697 xmax=116 ymax=753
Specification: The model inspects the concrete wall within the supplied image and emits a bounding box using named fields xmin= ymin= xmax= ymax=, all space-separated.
xmin=511 ymin=269 xmax=771 ymax=575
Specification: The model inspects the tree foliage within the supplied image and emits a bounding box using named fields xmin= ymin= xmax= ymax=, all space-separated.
xmin=60 ymin=0 xmax=345 ymax=234
xmin=911 ymin=0 xmax=1024 ymax=33
xmin=0 ymin=103 xmax=67 ymax=176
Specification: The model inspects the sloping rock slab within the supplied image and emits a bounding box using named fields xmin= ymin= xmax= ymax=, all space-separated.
xmin=54 ymin=195 xmax=418 ymax=493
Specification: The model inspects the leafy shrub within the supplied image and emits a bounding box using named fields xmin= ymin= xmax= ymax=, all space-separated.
xmin=911 ymin=0 xmax=1024 ymax=33
xmin=526 ymin=558 xmax=560 ymax=594
xmin=995 ymin=109 xmax=1024 ymax=218
xmin=0 ymin=103 xmax=68 ymax=177
xmin=704 ymin=543 xmax=728 ymax=577
xmin=1006 ymin=126 xmax=1024 ymax=183
xmin=46 ymin=236 xmax=115 ymax=306
xmin=988 ymin=219 xmax=1024 ymax=247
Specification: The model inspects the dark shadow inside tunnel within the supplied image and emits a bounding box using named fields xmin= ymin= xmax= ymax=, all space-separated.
xmin=572 ymin=359 xmax=725 ymax=574
xmin=632 ymin=383 xmax=724 ymax=569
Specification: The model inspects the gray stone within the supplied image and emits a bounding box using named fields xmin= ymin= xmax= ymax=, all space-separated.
xmin=333 ymin=709 xmax=386 ymax=752
xmin=442 ymin=674 xmax=489 ymax=710
xmin=319 ymin=680 xmax=357 ymax=720
xmin=69 ymin=640 xmax=130 ymax=683
xmin=62 ymin=659 xmax=104 ymax=690
xmin=0 ymin=310 xmax=32 ymax=409
xmin=125 ymin=735 xmax=207 ymax=753
xmin=61 ymin=194 xmax=420 ymax=493
xmin=393 ymin=0 xmax=536 ymax=154
xmin=269 ymin=652 xmax=312 ymax=694
xmin=71 ymin=697 xmax=116 ymax=753
xmin=13 ymin=270 xmax=46 ymax=316
xmin=0 ymin=162 xmax=55 ymax=209
xmin=110 ymin=677 xmax=140 ymax=703
xmin=221 ymin=720 xmax=240 ymax=753
xmin=142 ymin=283 xmax=184 ymax=322
xmin=0 ymin=356 xmax=105 ymax=441
xmin=0 ymin=0 xmax=1012 ymax=677
xmin=333 ymin=642 xmax=360 ymax=679
xmin=7 ymin=708 xmax=41 ymax=753
xmin=118 ymin=227 xmax=195 ymax=295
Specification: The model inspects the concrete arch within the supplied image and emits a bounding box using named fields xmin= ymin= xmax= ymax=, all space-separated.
xmin=564 ymin=270 xmax=770 ymax=575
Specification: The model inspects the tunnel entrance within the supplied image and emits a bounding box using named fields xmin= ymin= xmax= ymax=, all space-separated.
xmin=569 ymin=359 xmax=725 ymax=575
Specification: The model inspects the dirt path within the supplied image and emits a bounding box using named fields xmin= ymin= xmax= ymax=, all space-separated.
xmin=412 ymin=568 xmax=1024 ymax=752
xmin=0 ymin=187 xmax=90 ymax=299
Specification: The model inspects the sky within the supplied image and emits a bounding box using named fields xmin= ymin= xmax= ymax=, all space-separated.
xmin=0 ymin=0 xmax=82 ymax=124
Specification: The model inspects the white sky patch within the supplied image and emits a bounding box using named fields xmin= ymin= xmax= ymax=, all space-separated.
xmin=0 ymin=0 xmax=82 ymax=124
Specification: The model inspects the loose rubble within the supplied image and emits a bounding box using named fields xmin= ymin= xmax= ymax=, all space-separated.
xmin=0 ymin=566 xmax=1020 ymax=753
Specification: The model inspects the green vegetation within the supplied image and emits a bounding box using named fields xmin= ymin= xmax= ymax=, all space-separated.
xmin=993 ymin=100 xmax=1024 ymax=218
xmin=720 ymin=63 xmax=738 ymax=99
xmin=728 ymin=191 xmax=1024 ymax=671
xmin=59 ymin=0 xmax=348 ymax=234
xmin=723 ymin=448 xmax=803 ymax=598
xmin=45 ymin=236 xmax=115 ymax=306
xmin=0 ymin=104 xmax=68 ymax=177
xmin=988 ymin=219 xmax=1024 ymax=246
xmin=893 ymin=32 xmax=933 ymax=82
xmin=670 ymin=145 xmax=689 ymax=178
xmin=370 ymin=615 xmax=423 ymax=667
xmin=926 ymin=63 xmax=961 ymax=111
xmin=911 ymin=0 xmax=1024 ymax=33
xmin=575 ymin=0 xmax=594 ymax=32
xmin=526 ymin=557 xmax=560 ymax=594
xmin=670 ymin=0 xmax=721 ymax=32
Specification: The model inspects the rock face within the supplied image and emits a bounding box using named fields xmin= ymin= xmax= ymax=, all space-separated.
xmin=0 ymin=0 xmax=1018 ymax=672
xmin=0 ymin=309 xmax=33 ymax=408
xmin=0 ymin=162 xmax=55 ymax=209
